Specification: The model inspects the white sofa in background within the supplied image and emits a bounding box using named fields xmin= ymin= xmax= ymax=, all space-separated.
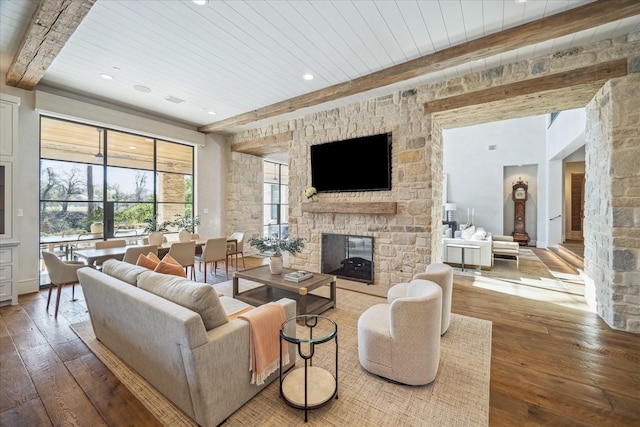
xmin=442 ymin=226 xmax=493 ymax=270
xmin=77 ymin=259 xmax=296 ymax=427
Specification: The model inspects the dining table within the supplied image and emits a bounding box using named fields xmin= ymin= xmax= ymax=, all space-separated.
xmin=73 ymin=237 xmax=238 ymax=268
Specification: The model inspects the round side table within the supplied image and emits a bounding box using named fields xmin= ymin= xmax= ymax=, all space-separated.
xmin=279 ymin=315 xmax=338 ymax=422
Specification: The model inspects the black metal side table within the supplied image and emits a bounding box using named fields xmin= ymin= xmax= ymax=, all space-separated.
xmin=280 ymin=315 xmax=338 ymax=422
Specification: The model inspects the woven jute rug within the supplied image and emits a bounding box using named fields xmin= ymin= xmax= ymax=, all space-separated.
xmin=71 ymin=284 xmax=491 ymax=426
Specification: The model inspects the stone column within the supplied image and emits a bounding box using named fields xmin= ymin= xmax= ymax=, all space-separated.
xmin=584 ymin=73 xmax=640 ymax=333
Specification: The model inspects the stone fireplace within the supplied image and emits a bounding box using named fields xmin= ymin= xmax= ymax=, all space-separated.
xmin=321 ymin=233 xmax=374 ymax=284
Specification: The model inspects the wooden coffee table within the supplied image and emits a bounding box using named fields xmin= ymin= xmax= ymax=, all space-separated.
xmin=232 ymin=265 xmax=337 ymax=316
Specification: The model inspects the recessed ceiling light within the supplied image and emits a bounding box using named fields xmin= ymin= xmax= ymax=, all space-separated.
xmin=129 ymin=146 xmax=137 ymax=150
xmin=207 ymin=111 xmax=216 ymax=115
xmin=193 ymin=0 xmax=207 ymax=5
xmin=100 ymin=73 xmax=114 ymax=80
xmin=134 ymin=85 xmax=151 ymax=93
xmin=303 ymin=73 xmax=314 ymax=81
xmin=112 ymin=67 xmax=121 ymax=72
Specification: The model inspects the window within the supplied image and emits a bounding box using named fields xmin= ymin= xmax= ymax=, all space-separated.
xmin=39 ymin=116 xmax=194 ymax=240
xmin=263 ymin=161 xmax=288 ymax=238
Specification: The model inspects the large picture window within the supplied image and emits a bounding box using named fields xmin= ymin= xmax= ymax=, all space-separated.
xmin=263 ymin=161 xmax=288 ymax=238
xmin=39 ymin=116 xmax=194 ymax=241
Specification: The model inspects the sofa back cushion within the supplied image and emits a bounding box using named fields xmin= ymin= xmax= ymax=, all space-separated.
xmin=137 ymin=271 xmax=228 ymax=330
xmin=102 ymin=259 xmax=150 ymax=285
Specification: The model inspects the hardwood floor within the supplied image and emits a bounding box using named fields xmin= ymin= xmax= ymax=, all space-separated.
xmin=1 ymin=253 xmax=639 ymax=426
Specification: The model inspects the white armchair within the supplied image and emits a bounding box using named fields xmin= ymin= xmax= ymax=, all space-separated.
xmin=387 ymin=263 xmax=453 ymax=335
xmin=357 ymin=279 xmax=442 ymax=385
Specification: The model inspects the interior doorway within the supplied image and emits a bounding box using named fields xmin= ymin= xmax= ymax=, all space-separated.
xmin=564 ymin=161 xmax=585 ymax=242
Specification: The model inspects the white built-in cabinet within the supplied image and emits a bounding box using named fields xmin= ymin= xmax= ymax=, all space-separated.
xmin=0 ymin=93 xmax=21 ymax=306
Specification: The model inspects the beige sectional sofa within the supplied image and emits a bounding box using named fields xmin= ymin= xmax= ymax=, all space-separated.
xmin=77 ymin=259 xmax=296 ymax=427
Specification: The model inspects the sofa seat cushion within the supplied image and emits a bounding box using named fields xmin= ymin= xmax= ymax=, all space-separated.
xmin=137 ymin=271 xmax=229 ymax=330
xmin=102 ymin=259 xmax=150 ymax=285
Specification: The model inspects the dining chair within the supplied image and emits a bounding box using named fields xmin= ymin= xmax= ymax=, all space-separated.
xmin=41 ymin=251 xmax=86 ymax=318
xmin=226 ymin=231 xmax=245 ymax=269
xmin=122 ymin=244 xmax=158 ymax=264
xmin=95 ymin=239 xmax=127 ymax=249
xmin=195 ymin=237 xmax=228 ymax=282
xmin=168 ymin=241 xmax=196 ymax=280
xmin=148 ymin=231 xmax=164 ymax=247
xmin=93 ymin=239 xmax=127 ymax=268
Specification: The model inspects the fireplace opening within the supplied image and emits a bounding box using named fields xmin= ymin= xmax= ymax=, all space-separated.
xmin=321 ymin=233 xmax=373 ymax=284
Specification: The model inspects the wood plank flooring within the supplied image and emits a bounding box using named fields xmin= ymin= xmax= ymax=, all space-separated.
xmin=1 ymin=253 xmax=639 ymax=426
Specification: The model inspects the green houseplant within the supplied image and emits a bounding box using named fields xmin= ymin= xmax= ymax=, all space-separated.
xmin=142 ymin=217 xmax=172 ymax=233
xmin=172 ymin=213 xmax=201 ymax=234
xmin=248 ymin=236 xmax=305 ymax=274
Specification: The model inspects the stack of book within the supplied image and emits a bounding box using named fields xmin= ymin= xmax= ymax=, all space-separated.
xmin=284 ymin=270 xmax=313 ymax=282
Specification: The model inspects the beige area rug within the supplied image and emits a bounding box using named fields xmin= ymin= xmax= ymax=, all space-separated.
xmin=456 ymin=248 xmax=584 ymax=295
xmin=71 ymin=284 xmax=492 ymax=427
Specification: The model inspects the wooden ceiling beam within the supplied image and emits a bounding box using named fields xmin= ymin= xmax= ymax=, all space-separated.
xmin=230 ymin=131 xmax=293 ymax=157
xmin=424 ymin=59 xmax=629 ymax=115
xmin=198 ymin=0 xmax=640 ymax=133
xmin=5 ymin=0 xmax=95 ymax=90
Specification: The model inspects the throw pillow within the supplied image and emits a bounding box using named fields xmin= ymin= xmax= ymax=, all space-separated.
xmin=470 ymin=229 xmax=487 ymax=240
xmin=460 ymin=225 xmax=476 ymax=240
xmin=137 ymin=272 xmax=229 ymax=330
xmin=148 ymin=252 xmax=161 ymax=263
xmin=154 ymin=258 xmax=187 ymax=278
xmin=136 ymin=254 xmax=159 ymax=270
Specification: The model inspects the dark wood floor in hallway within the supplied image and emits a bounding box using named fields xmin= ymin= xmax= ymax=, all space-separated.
xmin=1 ymin=253 xmax=638 ymax=426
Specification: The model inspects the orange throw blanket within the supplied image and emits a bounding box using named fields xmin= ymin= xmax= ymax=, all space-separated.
xmin=238 ymin=302 xmax=289 ymax=385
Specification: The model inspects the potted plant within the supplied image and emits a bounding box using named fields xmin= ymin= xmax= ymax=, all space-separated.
xmin=142 ymin=217 xmax=172 ymax=234
xmin=248 ymin=236 xmax=305 ymax=274
xmin=172 ymin=214 xmax=201 ymax=241
xmin=172 ymin=213 xmax=201 ymax=233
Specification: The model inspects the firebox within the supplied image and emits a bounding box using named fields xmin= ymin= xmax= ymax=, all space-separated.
xmin=321 ymin=233 xmax=374 ymax=284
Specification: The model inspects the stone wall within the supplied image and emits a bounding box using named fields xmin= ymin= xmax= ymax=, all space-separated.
xmin=585 ymin=73 xmax=640 ymax=332
xmin=229 ymin=91 xmax=436 ymax=289
xmin=225 ymin=151 xmax=263 ymax=253
xmin=227 ymin=31 xmax=640 ymax=328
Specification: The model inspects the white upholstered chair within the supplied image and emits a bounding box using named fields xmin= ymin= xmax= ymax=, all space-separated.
xmin=93 ymin=239 xmax=127 ymax=268
xmin=42 ymin=251 xmax=86 ymax=318
xmin=357 ymin=279 xmax=442 ymax=385
xmin=194 ymin=237 xmax=228 ymax=282
xmin=387 ymin=263 xmax=453 ymax=335
xmin=226 ymin=231 xmax=245 ymax=269
xmin=168 ymin=241 xmax=196 ymax=280
xmin=95 ymin=239 xmax=127 ymax=249
xmin=122 ymin=244 xmax=158 ymax=264
xmin=148 ymin=231 xmax=165 ymax=247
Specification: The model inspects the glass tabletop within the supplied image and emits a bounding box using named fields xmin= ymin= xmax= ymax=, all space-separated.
xmin=281 ymin=315 xmax=337 ymax=344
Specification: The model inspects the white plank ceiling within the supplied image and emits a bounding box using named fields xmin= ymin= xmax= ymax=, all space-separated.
xmin=1 ymin=0 xmax=639 ymax=133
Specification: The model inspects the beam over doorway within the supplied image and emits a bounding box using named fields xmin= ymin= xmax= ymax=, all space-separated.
xmin=424 ymin=59 xmax=629 ymax=115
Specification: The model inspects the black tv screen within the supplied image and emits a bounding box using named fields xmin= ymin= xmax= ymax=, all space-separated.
xmin=310 ymin=133 xmax=392 ymax=193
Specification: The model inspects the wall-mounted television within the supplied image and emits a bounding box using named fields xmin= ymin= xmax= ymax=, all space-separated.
xmin=310 ymin=133 xmax=392 ymax=193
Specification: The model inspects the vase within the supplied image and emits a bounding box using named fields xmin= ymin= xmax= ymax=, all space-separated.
xmin=269 ymin=255 xmax=283 ymax=274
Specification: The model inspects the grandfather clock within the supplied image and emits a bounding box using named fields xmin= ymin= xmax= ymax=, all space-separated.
xmin=511 ymin=178 xmax=530 ymax=245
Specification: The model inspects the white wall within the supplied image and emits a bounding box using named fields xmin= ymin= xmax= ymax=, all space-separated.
xmin=443 ymin=115 xmax=547 ymax=243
